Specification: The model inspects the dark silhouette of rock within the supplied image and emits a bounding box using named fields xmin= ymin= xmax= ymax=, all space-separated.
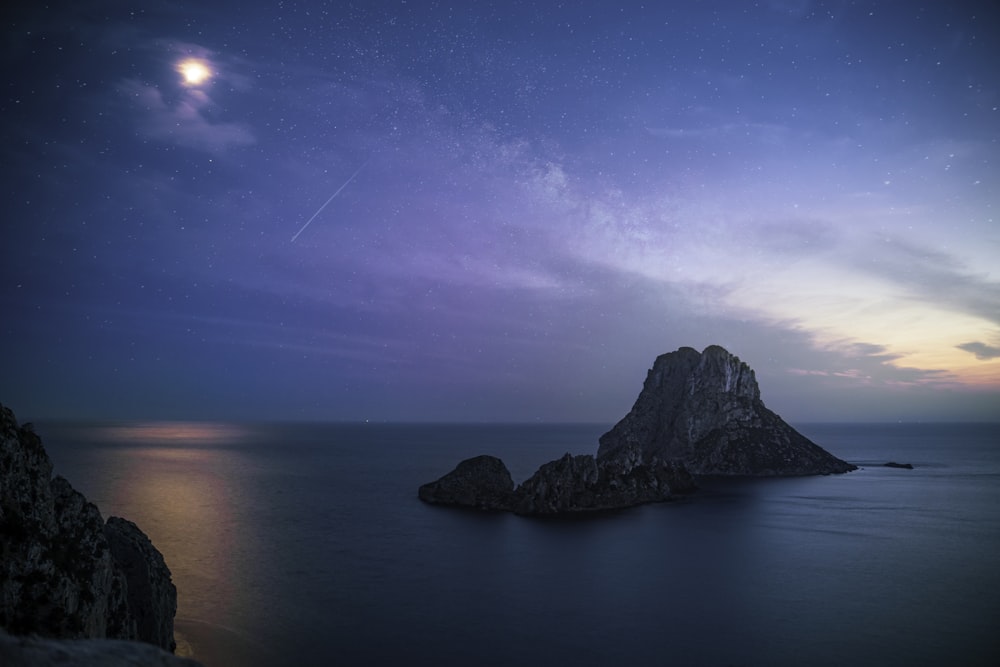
xmin=598 ymin=346 xmax=856 ymax=476
xmin=512 ymin=446 xmax=695 ymax=515
xmin=0 ymin=403 xmax=182 ymax=655
xmin=883 ymin=462 xmax=914 ymax=469
xmin=418 ymin=455 xmax=515 ymax=510
xmin=104 ymin=518 xmax=178 ymax=651
xmin=419 ymin=446 xmax=695 ymax=515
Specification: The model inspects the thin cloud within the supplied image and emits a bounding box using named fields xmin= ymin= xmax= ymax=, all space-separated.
xmin=782 ymin=337 xmax=957 ymax=388
xmin=119 ymin=79 xmax=255 ymax=153
xmin=646 ymin=121 xmax=791 ymax=144
xmin=957 ymin=342 xmax=1000 ymax=361
xmin=753 ymin=219 xmax=838 ymax=256
xmin=848 ymin=235 xmax=1000 ymax=326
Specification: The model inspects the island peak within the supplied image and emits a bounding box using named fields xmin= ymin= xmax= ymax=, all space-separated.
xmin=598 ymin=345 xmax=855 ymax=476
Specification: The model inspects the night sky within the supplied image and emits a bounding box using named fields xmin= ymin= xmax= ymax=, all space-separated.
xmin=2 ymin=1 xmax=998 ymax=423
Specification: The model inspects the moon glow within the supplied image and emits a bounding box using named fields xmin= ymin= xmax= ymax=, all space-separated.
xmin=178 ymin=59 xmax=211 ymax=85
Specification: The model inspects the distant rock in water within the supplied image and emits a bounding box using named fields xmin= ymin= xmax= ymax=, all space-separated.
xmin=418 ymin=455 xmax=516 ymax=510
xmin=883 ymin=462 xmax=914 ymax=469
xmin=0 ymin=403 xmax=189 ymax=660
xmin=597 ymin=346 xmax=856 ymax=476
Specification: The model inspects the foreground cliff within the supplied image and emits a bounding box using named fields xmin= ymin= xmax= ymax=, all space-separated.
xmin=419 ymin=345 xmax=854 ymax=514
xmin=598 ymin=346 xmax=856 ymax=476
xmin=0 ymin=403 xmax=186 ymax=661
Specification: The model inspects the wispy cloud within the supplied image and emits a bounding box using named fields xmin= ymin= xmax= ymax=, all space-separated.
xmin=752 ymin=219 xmax=839 ymax=256
xmin=646 ymin=121 xmax=791 ymax=145
xmin=119 ymin=80 xmax=255 ymax=153
xmin=846 ymin=235 xmax=1000 ymax=327
xmin=957 ymin=342 xmax=1000 ymax=361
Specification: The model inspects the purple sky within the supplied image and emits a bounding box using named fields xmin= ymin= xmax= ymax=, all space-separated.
xmin=2 ymin=1 xmax=998 ymax=423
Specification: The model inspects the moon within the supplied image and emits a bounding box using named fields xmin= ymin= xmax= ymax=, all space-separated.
xmin=178 ymin=59 xmax=211 ymax=85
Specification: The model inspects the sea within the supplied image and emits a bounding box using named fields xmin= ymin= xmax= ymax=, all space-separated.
xmin=34 ymin=421 xmax=1000 ymax=667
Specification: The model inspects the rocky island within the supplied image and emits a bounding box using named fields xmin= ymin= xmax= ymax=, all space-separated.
xmin=420 ymin=345 xmax=855 ymax=515
xmin=0 ymin=403 xmax=201 ymax=666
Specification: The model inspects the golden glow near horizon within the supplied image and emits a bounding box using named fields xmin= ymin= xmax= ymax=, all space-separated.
xmin=97 ymin=422 xmax=249 ymax=445
xmin=178 ymin=59 xmax=211 ymax=85
xmin=726 ymin=264 xmax=1000 ymax=388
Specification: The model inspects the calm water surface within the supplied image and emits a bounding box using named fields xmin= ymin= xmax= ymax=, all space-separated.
xmin=38 ymin=422 xmax=1000 ymax=667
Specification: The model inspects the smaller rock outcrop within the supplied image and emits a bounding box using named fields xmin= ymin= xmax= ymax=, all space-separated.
xmin=418 ymin=447 xmax=695 ymax=516
xmin=104 ymin=518 xmax=178 ymax=651
xmin=512 ymin=447 xmax=695 ymax=515
xmin=418 ymin=455 xmax=515 ymax=510
xmin=883 ymin=462 xmax=914 ymax=469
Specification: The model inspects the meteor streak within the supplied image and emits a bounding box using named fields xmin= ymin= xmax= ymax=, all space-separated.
xmin=291 ymin=158 xmax=369 ymax=242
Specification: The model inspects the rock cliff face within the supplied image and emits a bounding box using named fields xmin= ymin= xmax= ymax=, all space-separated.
xmin=104 ymin=517 xmax=178 ymax=651
xmin=597 ymin=346 xmax=856 ymax=476
xmin=0 ymin=403 xmax=180 ymax=653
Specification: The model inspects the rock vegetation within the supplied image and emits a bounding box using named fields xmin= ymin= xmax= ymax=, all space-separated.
xmin=419 ymin=345 xmax=855 ymax=515
xmin=0 ymin=403 xmax=191 ymax=662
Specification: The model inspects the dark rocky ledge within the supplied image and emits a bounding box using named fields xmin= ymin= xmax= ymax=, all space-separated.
xmin=883 ymin=462 xmax=914 ymax=469
xmin=0 ymin=403 xmax=199 ymax=664
xmin=0 ymin=628 xmax=201 ymax=667
xmin=419 ymin=345 xmax=855 ymax=516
